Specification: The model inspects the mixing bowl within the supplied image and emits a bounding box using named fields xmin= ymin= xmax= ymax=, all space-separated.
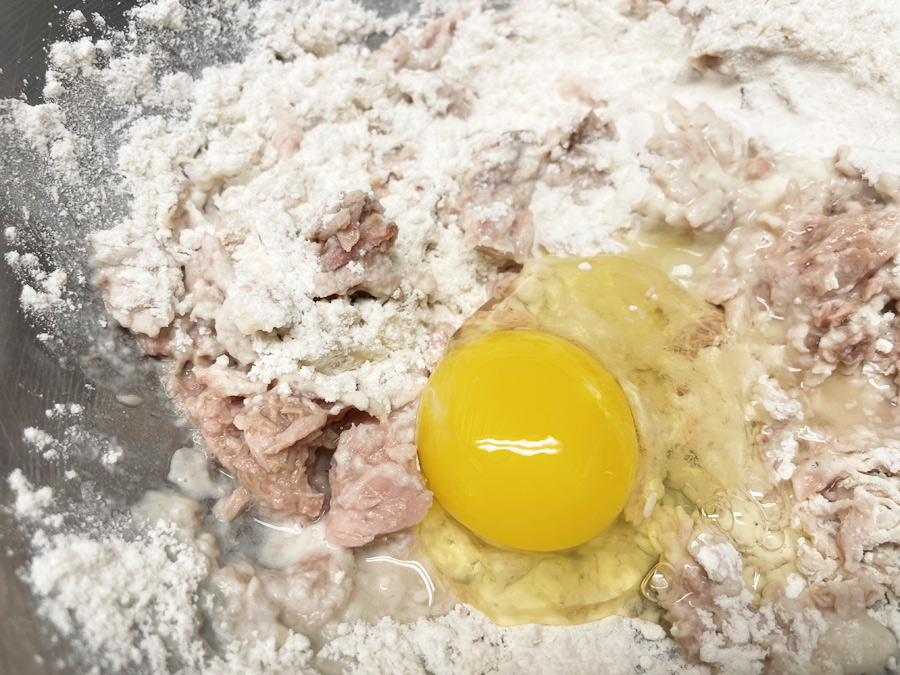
xmin=0 ymin=2 xmax=164 ymax=671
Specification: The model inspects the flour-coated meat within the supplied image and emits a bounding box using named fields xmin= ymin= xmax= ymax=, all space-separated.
xmin=326 ymin=405 xmax=432 ymax=548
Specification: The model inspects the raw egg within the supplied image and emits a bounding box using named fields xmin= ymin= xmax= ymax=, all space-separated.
xmin=417 ymin=329 xmax=638 ymax=552
xmin=415 ymin=254 xmax=794 ymax=626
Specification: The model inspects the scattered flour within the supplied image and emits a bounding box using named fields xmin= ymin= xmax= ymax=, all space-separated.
xmin=27 ymin=520 xmax=214 ymax=674
xmin=320 ymin=607 xmax=708 ymax=675
xmin=101 ymin=443 xmax=125 ymax=465
xmin=45 ymin=402 xmax=84 ymax=418
xmin=5 ymin=247 xmax=73 ymax=314
xmin=20 ymin=269 xmax=68 ymax=312
xmin=66 ymin=10 xmax=87 ymax=27
xmin=23 ymin=427 xmax=56 ymax=452
xmin=7 ymin=469 xmax=55 ymax=520
xmin=672 ymin=263 xmax=693 ymax=279
xmin=131 ymin=0 xmax=188 ymax=30
xmin=694 ymin=543 xmax=743 ymax=584
xmin=753 ymin=376 xmax=803 ymax=422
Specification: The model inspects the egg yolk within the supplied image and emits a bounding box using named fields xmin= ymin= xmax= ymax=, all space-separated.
xmin=416 ymin=329 xmax=638 ymax=552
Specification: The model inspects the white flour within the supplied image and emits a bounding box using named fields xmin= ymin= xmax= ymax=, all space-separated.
xmin=5 ymin=250 xmax=71 ymax=312
xmin=7 ymin=470 xmax=55 ymax=520
xmin=668 ymin=0 xmax=900 ymax=182
xmin=7 ymin=0 xmax=900 ymax=673
xmin=320 ymin=609 xmax=708 ymax=675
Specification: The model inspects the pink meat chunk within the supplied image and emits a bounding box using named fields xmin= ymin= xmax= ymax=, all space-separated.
xmin=371 ymin=14 xmax=460 ymax=72
xmin=758 ymin=210 xmax=900 ymax=372
xmin=326 ymin=406 xmax=432 ymax=548
xmin=542 ymin=110 xmax=617 ymax=191
xmin=766 ymin=210 xmax=900 ymax=304
xmin=312 ymin=190 xmax=401 ymax=298
xmin=178 ymin=373 xmax=333 ymax=520
xmin=452 ymin=130 xmax=546 ymax=264
xmin=234 ymin=390 xmax=330 ymax=468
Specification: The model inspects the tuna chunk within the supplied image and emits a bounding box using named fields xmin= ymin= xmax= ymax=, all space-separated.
xmin=452 ymin=131 xmax=546 ymax=263
xmin=234 ymin=390 xmax=329 ymax=467
xmin=649 ymin=512 xmax=828 ymax=674
xmin=790 ymin=428 xmax=900 ymax=600
xmin=312 ymin=190 xmax=401 ymax=298
xmin=177 ymin=372 xmax=333 ymax=520
xmin=371 ymin=14 xmax=460 ymax=72
xmin=326 ymin=405 xmax=432 ymax=548
xmin=175 ymin=370 xmax=432 ymax=543
xmin=766 ymin=210 xmax=900 ymax=303
xmin=755 ymin=210 xmax=900 ymax=374
xmin=542 ymin=110 xmax=617 ymax=192
xmin=640 ymin=103 xmax=770 ymax=233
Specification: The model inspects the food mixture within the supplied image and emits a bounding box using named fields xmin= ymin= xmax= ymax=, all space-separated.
xmin=6 ymin=0 xmax=900 ymax=673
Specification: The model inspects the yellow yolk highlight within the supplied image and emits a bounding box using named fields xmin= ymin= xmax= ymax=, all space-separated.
xmin=416 ymin=329 xmax=638 ymax=552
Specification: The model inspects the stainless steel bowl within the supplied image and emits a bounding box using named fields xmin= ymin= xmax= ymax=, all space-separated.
xmin=1 ymin=3 xmax=166 ymax=672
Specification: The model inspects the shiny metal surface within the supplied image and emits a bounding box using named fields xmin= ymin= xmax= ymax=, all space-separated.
xmin=0 ymin=1 xmax=415 ymax=672
xmin=1 ymin=3 xmax=151 ymax=671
